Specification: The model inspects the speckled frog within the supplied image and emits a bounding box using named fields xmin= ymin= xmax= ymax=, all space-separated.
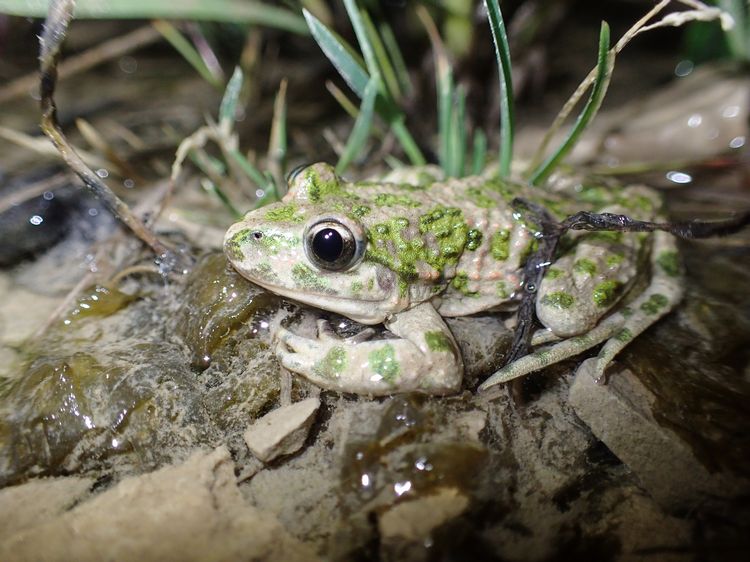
xmin=224 ymin=163 xmax=682 ymax=395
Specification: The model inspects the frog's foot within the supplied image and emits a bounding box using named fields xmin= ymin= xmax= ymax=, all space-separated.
xmin=274 ymin=303 xmax=463 ymax=395
xmin=478 ymin=231 xmax=683 ymax=392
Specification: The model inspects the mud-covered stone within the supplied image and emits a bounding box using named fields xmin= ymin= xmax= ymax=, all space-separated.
xmin=570 ymin=358 xmax=750 ymax=510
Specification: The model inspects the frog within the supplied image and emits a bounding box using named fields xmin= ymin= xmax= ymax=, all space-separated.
xmin=223 ymin=162 xmax=683 ymax=395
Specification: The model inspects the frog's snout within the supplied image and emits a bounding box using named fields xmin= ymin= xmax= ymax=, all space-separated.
xmin=224 ymin=222 xmax=259 ymax=262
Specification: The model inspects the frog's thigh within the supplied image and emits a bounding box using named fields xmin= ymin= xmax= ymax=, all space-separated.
xmin=535 ymin=237 xmax=636 ymax=337
xmin=479 ymin=232 xmax=683 ymax=391
xmin=590 ymin=230 xmax=683 ymax=379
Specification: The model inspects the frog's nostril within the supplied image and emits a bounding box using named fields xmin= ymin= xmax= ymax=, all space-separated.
xmin=253 ymin=231 xmax=263 ymax=240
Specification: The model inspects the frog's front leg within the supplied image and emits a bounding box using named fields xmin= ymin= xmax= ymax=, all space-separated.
xmin=274 ymin=302 xmax=463 ymax=395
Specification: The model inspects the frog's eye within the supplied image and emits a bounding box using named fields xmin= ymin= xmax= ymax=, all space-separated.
xmin=304 ymin=219 xmax=363 ymax=271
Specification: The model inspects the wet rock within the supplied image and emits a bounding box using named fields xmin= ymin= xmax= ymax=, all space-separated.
xmin=244 ymin=397 xmax=320 ymax=462
xmin=570 ymin=358 xmax=750 ymax=510
xmin=175 ymin=252 xmax=282 ymax=370
xmin=573 ymin=65 xmax=750 ymax=165
xmin=378 ymin=486 xmax=470 ymax=542
xmin=0 ymin=447 xmax=319 ymax=562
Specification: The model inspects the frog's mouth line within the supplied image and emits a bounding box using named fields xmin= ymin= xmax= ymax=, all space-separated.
xmin=249 ymin=277 xmax=390 ymax=325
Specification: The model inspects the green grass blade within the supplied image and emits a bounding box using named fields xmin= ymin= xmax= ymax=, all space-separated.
xmin=342 ymin=0 xmax=380 ymax=81
xmin=417 ymin=5 xmax=453 ymax=174
xmin=200 ymin=178 xmax=242 ymax=218
xmin=379 ymin=21 xmax=413 ymax=97
xmin=228 ymin=149 xmax=270 ymax=189
xmin=448 ymin=85 xmax=467 ymax=177
xmin=390 ymin=118 xmax=426 ymax=166
xmin=336 ymin=76 xmax=379 ymax=174
xmin=325 ymin=80 xmax=361 ymax=119
xmin=306 ymin=3 xmax=425 ymax=166
xmin=438 ymin=66 xmax=454 ymax=174
xmin=471 ymin=129 xmax=487 ymax=175
xmin=2 ymin=0 xmax=309 ymax=34
xmin=528 ymin=22 xmax=613 ymax=186
xmin=720 ymin=0 xmax=749 ymax=61
xmin=152 ymin=20 xmax=221 ymax=88
xmin=361 ymin=10 xmax=402 ymax=99
xmin=483 ymin=0 xmax=514 ymax=177
xmin=219 ymin=66 xmax=244 ymax=128
xmin=303 ymin=8 xmax=369 ymax=98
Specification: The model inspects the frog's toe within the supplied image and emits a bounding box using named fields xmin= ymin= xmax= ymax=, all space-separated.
xmin=316 ymin=318 xmax=338 ymax=341
xmin=347 ymin=327 xmax=376 ymax=344
xmin=275 ymin=326 xmax=314 ymax=353
xmin=276 ymin=340 xmax=315 ymax=373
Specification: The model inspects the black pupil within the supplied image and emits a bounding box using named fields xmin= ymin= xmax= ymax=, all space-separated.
xmin=312 ymin=228 xmax=344 ymax=263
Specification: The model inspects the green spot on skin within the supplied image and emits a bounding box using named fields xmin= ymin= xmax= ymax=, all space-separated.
xmin=490 ymin=230 xmax=510 ymax=261
xmin=466 ymin=186 xmax=496 ymax=209
xmin=541 ymin=291 xmax=575 ymax=309
xmin=615 ymin=328 xmax=633 ymax=343
xmin=620 ymin=306 xmax=634 ymax=318
xmin=315 ymin=346 xmax=347 ymax=378
xmin=483 ymin=178 xmax=515 ymax=200
xmin=640 ymin=293 xmax=669 ymax=315
xmin=303 ymin=165 xmax=343 ymax=202
xmin=593 ymin=280 xmax=622 ymax=307
xmin=257 ymin=233 xmax=300 ymax=255
xmin=369 ymin=344 xmax=400 ymax=384
xmin=352 ymin=205 xmax=371 ymax=218
xmin=656 ymin=251 xmax=680 ymax=277
xmin=351 ymin=280 xmax=363 ymax=294
xmin=519 ymin=239 xmax=539 ymax=265
xmin=496 ymin=280 xmax=510 ymax=299
xmin=374 ymin=193 xmax=421 ymax=207
xmin=248 ymin=262 xmax=279 ymax=284
xmin=265 ymin=203 xmax=304 ymax=223
xmin=451 ymin=272 xmax=479 ymax=297
xmin=292 ymin=263 xmax=328 ymax=292
xmin=545 ymin=267 xmax=564 ymax=280
xmin=366 ymin=206 xmax=468 ymax=284
xmin=424 ymin=331 xmax=455 ymax=354
xmin=466 ymin=229 xmax=483 ymax=251
xmin=573 ymin=258 xmax=597 ymax=276
xmin=606 ymin=254 xmax=624 ymax=267
xmin=367 ymin=278 xmax=374 ymax=291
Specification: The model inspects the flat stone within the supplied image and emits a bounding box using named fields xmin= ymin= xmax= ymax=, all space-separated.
xmin=0 ymin=447 xmax=318 ymax=562
xmin=378 ymin=487 xmax=470 ymax=541
xmin=244 ymin=397 xmax=320 ymax=462
xmin=0 ymin=476 xmax=93 ymax=539
xmin=570 ymin=358 xmax=749 ymax=510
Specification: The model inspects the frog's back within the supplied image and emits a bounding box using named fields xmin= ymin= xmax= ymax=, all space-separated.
xmin=349 ymin=175 xmax=539 ymax=315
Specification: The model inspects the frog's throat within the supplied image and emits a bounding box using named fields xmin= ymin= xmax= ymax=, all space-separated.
xmin=250 ymin=277 xmax=392 ymax=325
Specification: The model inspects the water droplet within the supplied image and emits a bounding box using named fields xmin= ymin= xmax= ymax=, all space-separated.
xmin=687 ymin=114 xmax=702 ymax=128
xmin=665 ymin=171 xmax=692 ymax=184
xmin=29 ymin=214 xmax=43 ymax=225
xmin=674 ymin=59 xmax=693 ymax=77
xmin=393 ymin=481 xmax=412 ymax=496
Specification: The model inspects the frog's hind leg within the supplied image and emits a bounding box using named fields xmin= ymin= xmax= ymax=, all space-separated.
xmin=478 ymin=231 xmax=683 ymax=391
xmin=478 ymin=313 xmax=625 ymax=390
xmin=589 ymin=230 xmax=683 ymax=380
